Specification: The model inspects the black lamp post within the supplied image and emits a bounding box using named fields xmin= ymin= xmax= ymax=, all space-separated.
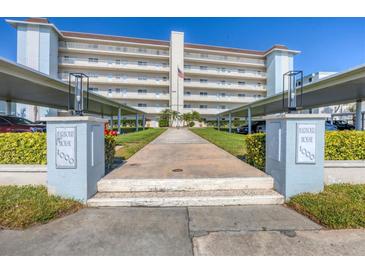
xmin=282 ymin=70 xmax=303 ymax=113
xmin=68 ymin=73 xmax=90 ymax=116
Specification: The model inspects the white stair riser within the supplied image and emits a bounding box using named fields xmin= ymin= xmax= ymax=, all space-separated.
xmin=98 ymin=177 xmax=274 ymax=192
xmin=87 ymin=195 xmax=284 ymax=207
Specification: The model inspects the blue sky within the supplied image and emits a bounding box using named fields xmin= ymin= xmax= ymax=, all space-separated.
xmin=0 ymin=17 xmax=364 ymax=74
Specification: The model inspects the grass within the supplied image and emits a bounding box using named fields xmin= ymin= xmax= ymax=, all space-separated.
xmin=190 ymin=127 xmax=246 ymax=159
xmin=287 ymin=184 xmax=365 ymax=229
xmin=115 ymin=128 xmax=167 ymax=160
xmin=0 ymin=185 xmax=83 ymax=229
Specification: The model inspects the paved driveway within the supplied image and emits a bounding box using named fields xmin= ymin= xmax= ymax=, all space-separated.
xmin=1 ymin=205 xmax=364 ymax=255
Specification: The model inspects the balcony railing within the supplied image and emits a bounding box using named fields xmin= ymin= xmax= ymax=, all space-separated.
xmin=184 ymin=80 xmax=266 ymax=91
xmin=59 ymin=57 xmax=169 ymax=71
xmin=184 ymin=66 xmax=266 ymax=78
xmin=184 ymin=52 xmax=265 ymax=66
xmin=96 ymin=91 xmax=170 ymax=100
xmin=59 ymin=41 xmax=169 ymax=57
xmin=183 ymin=94 xmax=261 ymax=103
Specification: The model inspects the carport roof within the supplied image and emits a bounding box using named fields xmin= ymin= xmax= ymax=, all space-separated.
xmin=220 ymin=64 xmax=365 ymax=117
xmin=0 ymin=57 xmax=145 ymax=116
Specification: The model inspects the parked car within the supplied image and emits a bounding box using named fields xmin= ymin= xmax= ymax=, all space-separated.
xmin=0 ymin=115 xmax=46 ymax=133
xmin=325 ymin=121 xmax=338 ymax=131
xmin=236 ymin=121 xmax=266 ymax=134
xmin=332 ymin=120 xmax=355 ymax=130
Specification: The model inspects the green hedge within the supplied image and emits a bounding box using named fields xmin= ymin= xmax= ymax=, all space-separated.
xmin=245 ymin=131 xmax=365 ymax=171
xmin=325 ymin=131 xmax=365 ymax=160
xmin=0 ymin=133 xmax=47 ymax=164
xmin=0 ymin=133 xmax=116 ymax=170
xmin=159 ymin=119 xmax=169 ymax=127
xmin=105 ymin=135 xmax=116 ymax=171
xmin=245 ymin=133 xmax=266 ymax=170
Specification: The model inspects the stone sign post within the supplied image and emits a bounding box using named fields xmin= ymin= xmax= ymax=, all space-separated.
xmin=265 ymin=114 xmax=328 ymax=199
xmin=45 ymin=116 xmax=107 ymax=202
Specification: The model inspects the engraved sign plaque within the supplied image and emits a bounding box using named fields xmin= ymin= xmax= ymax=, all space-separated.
xmin=56 ymin=127 xmax=76 ymax=168
xmin=296 ymin=123 xmax=316 ymax=164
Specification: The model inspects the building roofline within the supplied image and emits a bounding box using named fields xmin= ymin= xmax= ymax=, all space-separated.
xmin=6 ymin=18 xmax=300 ymax=56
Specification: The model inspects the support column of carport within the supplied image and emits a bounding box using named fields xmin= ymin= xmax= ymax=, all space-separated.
xmin=117 ymin=108 xmax=121 ymax=134
xmin=228 ymin=112 xmax=232 ymax=133
xmin=247 ymin=107 xmax=252 ymax=134
xmin=135 ymin=113 xmax=139 ymax=132
xmin=355 ymin=100 xmax=364 ymax=130
xmin=142 ymin=114 xmax=146 ymax=130
xmin=217 ymin=115 xmax=220 ymax=131
xmin=5 ymin=100 xmax=12 ymax=115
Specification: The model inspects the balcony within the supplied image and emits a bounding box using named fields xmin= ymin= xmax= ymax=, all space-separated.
xmin=183 ymin=94 xmax=260 ymax=103
xmin=184 ymin=80 xmax=266 ymax=91
xmin=59 ymin=73 xmax=169 ymax=87
xmin=131 ymin=106 xmax=168 ymax=114
xmin=182 ymin=107 xmax=222 ymax=115
xmin=59 ymin=57 xmax=169 ymax=73
xmin=184 ymin=52 xmax=265 ymax=68
xmin=97 ymin=91 xmax=169 ymax=101
xmin=59 ymin=41 xmax=169 ymax=60
xmin=184 ymin=66 xmax=266 ymax=80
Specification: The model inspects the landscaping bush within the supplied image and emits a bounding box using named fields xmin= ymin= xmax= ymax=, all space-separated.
xmin=325 ymin=131 xmax=365 ymax=160
xmin=245 ymin=133 xmax=265 ymax=170
xmin=0 ymin=133 xmax=47 ymax=164
xmin=104 ymin=134 xmax=116 ymax=171
xmin=188 ymin=121 xmax=195 ymax=127
xmin=159 ymin=119 xmax=169 ymax=127
xmin=244 ymin=131 xmax=365 ymax=171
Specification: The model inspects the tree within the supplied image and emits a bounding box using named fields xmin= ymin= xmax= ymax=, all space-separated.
xmin=191 ymin=111 xmax=202 ymax=122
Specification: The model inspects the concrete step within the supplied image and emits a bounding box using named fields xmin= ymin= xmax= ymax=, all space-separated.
xmin=87 ymin=189 xmax=284 ymax=207
xmin=97 ymin=177 xmax=274 ymax=192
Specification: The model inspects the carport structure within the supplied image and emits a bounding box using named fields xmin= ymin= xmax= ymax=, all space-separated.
xmin=0 ymin=57 xmax=146 ymax=132
xmin=220 ymin=65 xmax=365 ymax=132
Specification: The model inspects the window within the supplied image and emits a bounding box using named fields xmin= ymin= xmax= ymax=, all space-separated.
xmin=162 ymin=76 xmax=168 ymax=81
xmin=220 ymin=80 xmax=226 ymax=85
xmin=308 ymin=77 xmax=313 ymax=83
xmin=184 ymin=64 xmax=191 ymax=69
xmin=200 ymin=92 xmax=208 ymax=96
xmin=138 ymin=89 xmax=147 ymax=94
xmin=89 ymin=87 xmax=99 ymax=92
xmin=199 ymin=105 xmax=208 ymax=109
xmin=184 ymin=91 xmax=191 ymax=96
xmin=0 ymin=118 xmax=10 ymax=125
xmin=200 ymin=66 xmax=208 ymax=70
xmin=184 ymin=104 xmax=192 ymax=109
xmin=89 ymin=44 xmax=98 ymax=49
xmin=63 ymin=56 xmax=70 ymax=61
xmin=116 ymin=59 xmax=121 ymax=65
xmin=238 ymin=93 xmax=245 ymax=97
xmin=138 ymin=76 xmax=147 ymax=81
xmin=138 ymin=103 xmax=147 ymax=107
xmin=218 ymin=105 xmax=226 ymax=109
xmin=200 ymin=79 xmax=208 ymax=83
xmin=116 ymin=47 xmax=121 ymax=51
xmin=88 ymin=57 xmax=98 ymax=63
xmin=220 ymin=67 xmax=226 ymax=72
xmin=200 ymin=53 xmax=208 ymax=58
xmin=238 ymin=81 xmax=246 ymax=86
xmin=184 ymin=78 xmax=191 ymax=82
xmin=238 ymin=69 xmax=245 ymax=73
xmin=138 ymin=61 xmax=147 ymax=66
xmin=138 ymin=48 xmax=147 ymax=53
xmin=219 ymin=93 xmax=226 ymax=97
xmin=115 ymin=88 xmax=121 ymax=93
xmin=108 ymin=88 xmax=112 ymax=95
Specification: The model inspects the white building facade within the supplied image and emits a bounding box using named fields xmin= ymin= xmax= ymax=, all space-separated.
xmin=5 ymin=18 xmax=300 ymax=126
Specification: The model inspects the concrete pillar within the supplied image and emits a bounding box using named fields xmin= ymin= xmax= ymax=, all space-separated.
xmin=217 ymin=115 xmax=220 ymax=131
xmin=355 ymin=100 xmax=363 ymax=130
xmin=248 ymin=107 xmax=252 ymax=134
xmin=110 ymin=116 xmax=113 ymax=130
xmin=265 ymin=114 xmax=327 ymax=199
xmin=44 ymin=116 xmax=106 ymax=202
xmin=136 ymin=113 xmax=139 ymax=132
xmin=142 ymin=114 xmax=146 ymax=130
xmin=5 ymin=100 xmax=11 ymax=115
xmin=117 ymin=108 xmax=121 ymax=134
xmin=228 ymin=113 xmax=232 ymax=133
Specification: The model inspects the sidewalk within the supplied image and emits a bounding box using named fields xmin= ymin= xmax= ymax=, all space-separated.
xmin=1 ymin=205 xmax=364 ymax=255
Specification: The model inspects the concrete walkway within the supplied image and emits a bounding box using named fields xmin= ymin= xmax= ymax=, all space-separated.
xmin=1 ymin=205 xmax=365 ymax=255
xmin=104 ymin=128 xmax=267 ymax=179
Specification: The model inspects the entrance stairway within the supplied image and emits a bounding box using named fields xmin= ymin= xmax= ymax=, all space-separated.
xmin=87 ymin=177 xmax=284 ymax=207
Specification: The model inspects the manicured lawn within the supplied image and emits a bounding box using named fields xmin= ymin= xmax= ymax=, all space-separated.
xmin=190 ymin=128 xmax=246 ymax=159
xmin=0 ymin=185 xmax=83 ymax=229
xmin=288 ymin=184 xmax=365 ymax=229
xmin=115 ymin=128 xmax=167 ymax=160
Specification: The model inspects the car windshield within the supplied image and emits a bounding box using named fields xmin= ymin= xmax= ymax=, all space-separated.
xmin=4 ymin=116 xmax=34 ymax=125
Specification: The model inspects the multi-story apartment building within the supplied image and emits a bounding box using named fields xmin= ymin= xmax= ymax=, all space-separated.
xmin=5 ymin=18 xmax=300 ymax=126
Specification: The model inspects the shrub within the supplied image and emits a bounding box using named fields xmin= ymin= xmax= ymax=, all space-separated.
xmin=104 ymin=134 xmax=116 ymax=171
xmin=325 ymin=131 xmax=365 ymax=160
xmin=0 ymin=133 xmax=47 ymax=164
xmin=159 ymin=119 xmax=169 ymax=127
xmin=245 ymin=133 xmax=265 ymax=170
xmin=188 ymin=121 xmax=195 ymax=127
